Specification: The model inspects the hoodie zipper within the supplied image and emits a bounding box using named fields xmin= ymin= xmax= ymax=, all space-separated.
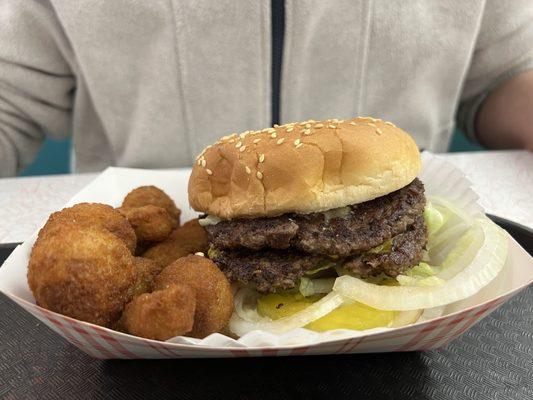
xmin=271 ymin=0 xmax=285 ymax=126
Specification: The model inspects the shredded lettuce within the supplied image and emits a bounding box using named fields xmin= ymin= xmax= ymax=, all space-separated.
xmin=396 ymin=262 xmax=443 ymax=286
xmin=396 ymin=275 xmax=445 ymax=287
xmin=424 ymin=201 xmax=446 ymax=236
xmin=299 ymin=277 xmax=336 ymax=297
xmin=405 ymin=262 xmax=436 ymax=277
xmin=335 ymin=267 xmax=398 ymax=286
xmin=304 ymin=260 xmax=336 ymax=276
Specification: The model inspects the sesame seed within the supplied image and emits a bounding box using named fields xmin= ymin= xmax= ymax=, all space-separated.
xmin=201 ymin=159 xmax=206 ymax=167
xmin=286 ymin=127 xmax=294 ymax=132
xmin=267 ymin=128 xmax=276 ymax=133
xmin=245 ymin=166 xmax=251 ymax=174
xmin=376 ymin=128 xmax=383 ymax=135
xmin=253 ymin=138 xmax=262 ymax=144
xmin=338 ymin=119 xmax=345 ymax=123
xmin=305 ymin=123 xmax=311 ymax=129
xmin=228 ymin=139 xmax=236 ymax=143
xmin=328 ymin=124 xmax=336 ymax=129
xmin=270 ymin=132 xmax=277 ymax=138
xmin=299 ymin=122 xmax=307 ymax=126
xmin=349 ymin=122 xmax=357 ymax=126
xmin=294 ymin=139 xmax=301 ymax=145
xmin=206 ymin=169 xmax=213 ymax=175
xmin=274 ymin=124 xmax=280 ymax=128
xmin=303 ymin=129 xmax=311 ymax=135
xmin=194 ymin=252 xmax=205 ymax=257
xmin=256 ymin=171 xmax=263 ymax=179
xmin=367 ymin=123 xmax=376 ymax=127
xmin=276 ymin=138 xmax=285 ymax=145
xmin=385 ymin=121 xmax=395 ymax=127
xmin=259 ymin=153 xmax=265 ymax=163
xmin=295 ymin=143 xmax=303 ymax=149
xmin=315 ymin=123 xmax=324 ymax=129
xmin=235 ymin=141 xmax=242 ymax=148
xmin=239 ymin=145 xmax=246 ymax=152
xmin=197 ymin=159 xmax=202 ymax=166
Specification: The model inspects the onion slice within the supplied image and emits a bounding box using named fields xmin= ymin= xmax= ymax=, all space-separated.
xmin=389 ymin=310 xmax=423 ymax=328
xmin=333 ymin=218 xmax=508 ymax=311
xmin=233 ymin=287 xmax=264 ymax=323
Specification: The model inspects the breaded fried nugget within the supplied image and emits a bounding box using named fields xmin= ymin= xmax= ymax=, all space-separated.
xmin=121 ymin=284 xmax=196 ymax=341
xmin=130 ymin=257 xmax=163 ymax=296
xmin=142 ymin=219 xmax=208 ymax=267
xmin=154 ymin=255 xmax=233 ymax=338
xmin=118 ymin=205 xmax=174 ymax=243
xmin=122 ymin=186 xmax=181 ymax=228
xmin=28 ymin=225 xmax=135 ymax=327
xmin=39 ymin=203 xmax=136 ymax=253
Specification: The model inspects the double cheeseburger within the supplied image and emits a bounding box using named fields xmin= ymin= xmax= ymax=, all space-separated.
xmin=189 ymin=117 xmax=426 ymax=294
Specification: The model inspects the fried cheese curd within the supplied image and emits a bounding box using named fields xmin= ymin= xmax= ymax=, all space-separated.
xmin=121 ymin=284 xmax=196 ymax=341
xmin=130 ymin=257 xmax=164 ymax=297
xmin=28 ymin=225 xmax=135 ymax=327
xmin=142 ymin=219 xmax=208 ymax=267
xmin=118 ymin=205 xmax=174 ymax=244
xmin=122 ymin=186 xmax=181 ymax=228
xmin=39 ymin=203 xmax=136 ymax=253
xmin=154 ymin=255 xmax=233 ymax=338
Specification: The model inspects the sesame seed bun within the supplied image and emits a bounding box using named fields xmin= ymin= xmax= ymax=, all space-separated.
xmin=188 ymin=117 xmax=421 ymax=219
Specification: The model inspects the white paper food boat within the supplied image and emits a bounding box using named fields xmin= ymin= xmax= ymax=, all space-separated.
xmin=0 ymin=153 xmax=531 ymax=359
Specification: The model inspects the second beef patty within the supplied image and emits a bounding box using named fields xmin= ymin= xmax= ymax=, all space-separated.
xmin=205 ymin=178 xmax=426 ymax=257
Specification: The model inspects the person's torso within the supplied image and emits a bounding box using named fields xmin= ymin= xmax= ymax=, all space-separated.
xmin=51 ymin=0 xmax=487 ymax=172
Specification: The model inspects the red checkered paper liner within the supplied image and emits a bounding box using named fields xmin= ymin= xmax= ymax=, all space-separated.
xmin=0 ymin=153 xmax=532 ymax=358
xmin=5 ymin=288 xmax=520 ymax=359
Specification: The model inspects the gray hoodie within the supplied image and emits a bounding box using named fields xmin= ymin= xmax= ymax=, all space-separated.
xmin=1 ymin=0 xmax=532 ymax=176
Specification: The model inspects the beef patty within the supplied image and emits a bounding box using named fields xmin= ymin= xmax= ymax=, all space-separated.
xmin=210 ymin=216 xmax=428 ymax=293
xmin=205 ymin=178 xmax=425 ymax=256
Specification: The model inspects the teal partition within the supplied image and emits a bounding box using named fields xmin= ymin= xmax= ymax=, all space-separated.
xmin=449 ymin=129 xmax=484 ymax=153
xmin=21 ymin=139 xmax=71 ymax=176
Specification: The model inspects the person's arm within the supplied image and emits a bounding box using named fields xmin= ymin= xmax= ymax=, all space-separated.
xmin=456 ymin=0 xmax=533 ymax=150
xmin=0 ymin=0 xmax=75 ymax=177
xmin=475 ymin=70 xmax=533 ymax=150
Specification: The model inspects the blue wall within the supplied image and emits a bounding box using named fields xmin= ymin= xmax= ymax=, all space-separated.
xmin=20 ymin=129 xmax=483 ymax=176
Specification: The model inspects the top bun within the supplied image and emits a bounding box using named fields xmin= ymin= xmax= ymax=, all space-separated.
xmin=188 ymin=117 xmax=421 ymax=219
